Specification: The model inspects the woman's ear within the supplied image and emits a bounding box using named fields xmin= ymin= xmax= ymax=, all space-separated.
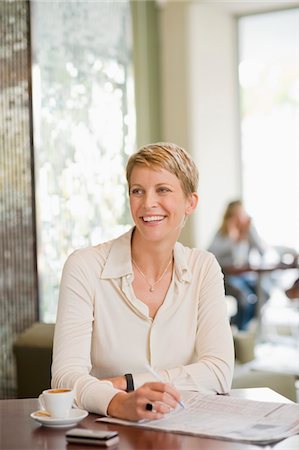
xmin=185 ymin=193 xmax=199 ymax=215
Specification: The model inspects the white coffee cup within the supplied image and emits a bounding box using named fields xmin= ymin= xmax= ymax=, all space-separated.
xmin=38 ymin=388 xmax=74 ymax=418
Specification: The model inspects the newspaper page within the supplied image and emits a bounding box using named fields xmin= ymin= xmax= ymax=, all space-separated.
xmin=97 ymin=391 xmax=299 ymax=444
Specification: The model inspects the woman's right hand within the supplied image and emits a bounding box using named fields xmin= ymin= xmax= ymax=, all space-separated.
xmin=227 ymin=217 xmax=240 ymax=241
xmin=107 ymin=381 xmax=182 ymax=421
xmin=227 ymin=216 xmax=251 ymax=242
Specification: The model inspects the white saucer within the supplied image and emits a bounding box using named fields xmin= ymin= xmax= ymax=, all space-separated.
xmin=30 ymin=408 xmax=88 ymax=428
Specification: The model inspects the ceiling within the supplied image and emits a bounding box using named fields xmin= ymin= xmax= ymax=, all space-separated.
xmin=157 ymin=0 xmax=299 ymax=16
xmin=201 ymin=0 xmax=299 ymax=15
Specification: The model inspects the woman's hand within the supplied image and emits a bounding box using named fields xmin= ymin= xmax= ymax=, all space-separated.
xmin=238 ymin=216 xmax=251 ymax=240
xmin=227 ymin=216 xmax=251 ymax=241
xmin=107 ymin=381 xmax=182 ymax=421
xmin=227 ymin=218 xmax=240 ymax=241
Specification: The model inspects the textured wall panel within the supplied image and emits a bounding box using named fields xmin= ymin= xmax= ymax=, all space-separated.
xmin=0 ymin=0 xmax=38 ymax=398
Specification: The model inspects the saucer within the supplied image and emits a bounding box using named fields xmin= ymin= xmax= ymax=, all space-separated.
xmin=30 ymin=408 xmax=88 ymax=428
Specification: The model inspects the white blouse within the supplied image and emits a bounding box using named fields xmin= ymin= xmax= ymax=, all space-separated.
xmin=52 ymin=228 xmax=234 ymax=415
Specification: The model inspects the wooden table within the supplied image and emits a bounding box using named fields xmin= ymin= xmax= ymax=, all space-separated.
xmin=1 ymin=388 xmax=298 ymax=450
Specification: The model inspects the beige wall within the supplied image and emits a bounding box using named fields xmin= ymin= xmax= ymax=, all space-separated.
xmin=159 ymin=1 xmax=241 ymax=249
xmin=188 ymin=3 xmax=242 ymax=249
xmin=159 ymin=2 xmax=195 ymax=247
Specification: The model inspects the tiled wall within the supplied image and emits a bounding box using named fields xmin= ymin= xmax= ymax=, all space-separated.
xmin=0 ymin=0 xmax=38 ymax=398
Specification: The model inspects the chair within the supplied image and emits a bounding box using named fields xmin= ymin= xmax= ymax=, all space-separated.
xmin=232 ymin=330 xmax=297 ymax=401
xmin=13 ymin=322 xmax=55 ymax=398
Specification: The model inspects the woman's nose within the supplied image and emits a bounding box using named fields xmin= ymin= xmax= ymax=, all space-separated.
xmin=143 ymin=191 xmax=158 ymax=208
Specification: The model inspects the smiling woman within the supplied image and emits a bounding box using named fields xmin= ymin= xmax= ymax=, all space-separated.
xmin=129 ymin=166 xmax=197 ymax=243
xmin=52 ymin=142 xmax=234 ymax=422
xmin=126 ymin=144 xmax=199 ymax=319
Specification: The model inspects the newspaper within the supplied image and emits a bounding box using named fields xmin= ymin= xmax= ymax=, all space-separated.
xmin=97 ymin=391 xmax=299 ymax=444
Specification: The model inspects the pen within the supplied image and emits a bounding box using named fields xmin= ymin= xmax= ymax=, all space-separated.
xmin=145 ymin=364 xmax=186 ymax=409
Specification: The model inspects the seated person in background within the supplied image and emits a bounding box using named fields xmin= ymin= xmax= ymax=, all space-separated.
xmin=208 ymin=200 xmax=268 ymax=331
xmin=52 ymin=143 xmax=234 ymax=421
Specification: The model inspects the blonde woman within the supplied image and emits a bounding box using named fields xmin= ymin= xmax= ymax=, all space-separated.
xmin=52 ymin=143 xmax=234 ymax=421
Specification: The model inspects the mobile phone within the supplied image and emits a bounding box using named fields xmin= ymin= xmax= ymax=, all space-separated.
xmin=65 ymin=428 xmax=119 ymax=446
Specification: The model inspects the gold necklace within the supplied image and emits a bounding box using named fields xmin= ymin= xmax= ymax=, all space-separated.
xmin=132 ymin=257 xmax=173 ymax=292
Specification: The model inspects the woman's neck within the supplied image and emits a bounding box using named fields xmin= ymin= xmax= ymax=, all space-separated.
xmin=131 ymin=229 xmax=175 ymax=275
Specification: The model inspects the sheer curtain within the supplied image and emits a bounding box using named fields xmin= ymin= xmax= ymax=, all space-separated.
xmin=31 ymin=1 xmax=136 ymax=322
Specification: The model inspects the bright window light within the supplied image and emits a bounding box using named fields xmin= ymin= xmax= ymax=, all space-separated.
xmin=238 ymin=8 xmax=299 ymax=253
xmin=31 ymin=1 xmax=135 ymax=322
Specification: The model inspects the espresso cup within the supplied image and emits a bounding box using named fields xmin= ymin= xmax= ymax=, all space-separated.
xmin=38 ymin=388 xmax=74 ymax=418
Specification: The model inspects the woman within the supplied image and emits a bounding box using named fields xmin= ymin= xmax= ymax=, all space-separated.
xmin=208 ymin=200 xmax=267 ymax=330
xmin=52 ymin=143 xmax=234 ymax=421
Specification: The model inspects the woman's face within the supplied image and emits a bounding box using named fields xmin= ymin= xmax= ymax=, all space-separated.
xmin=129 ymin=165 xmax=197 ymax=244
xmin=232 ymin=205 xmax=249 ymax=226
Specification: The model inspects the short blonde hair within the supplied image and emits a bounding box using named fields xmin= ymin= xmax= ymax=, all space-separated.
xmin=126 ymin=142 xmax=199 ymax=196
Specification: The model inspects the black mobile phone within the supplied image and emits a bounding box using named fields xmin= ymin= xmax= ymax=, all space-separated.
xmin=65 ymin=428 xmax=119 ymax=447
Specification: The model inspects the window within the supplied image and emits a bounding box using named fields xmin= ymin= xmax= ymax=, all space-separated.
xmin=238 ymin=8 xmax=299 ymax=252
xmin=31 ymin=1 xmax=135 ymax=322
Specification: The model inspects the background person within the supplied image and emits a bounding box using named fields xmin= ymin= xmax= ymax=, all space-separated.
xmin=208 ymin=200 xmax=268 ymax=330
xmin=52 ymin=143 xmax=234 ymax=421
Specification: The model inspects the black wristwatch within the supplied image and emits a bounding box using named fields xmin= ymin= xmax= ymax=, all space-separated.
xmin=124 ymin=373 xmax=134 ymax=392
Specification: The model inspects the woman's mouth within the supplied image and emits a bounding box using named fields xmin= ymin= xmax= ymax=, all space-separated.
xmin=142 ymin=215 xmax=165 ymax=223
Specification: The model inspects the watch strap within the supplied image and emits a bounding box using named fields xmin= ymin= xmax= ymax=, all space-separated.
xmin=124 ymin=373 xmax=134 ymax=392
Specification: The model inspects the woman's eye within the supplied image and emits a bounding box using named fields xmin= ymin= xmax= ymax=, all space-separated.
xmin=131 ymin=188 xmax=143 ymax=195
xmin=158 ymin=187 xmax=171 ymax=193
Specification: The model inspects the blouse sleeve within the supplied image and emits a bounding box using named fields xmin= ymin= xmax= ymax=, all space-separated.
xmin=51 ymin=251 xmax=121 ymax=415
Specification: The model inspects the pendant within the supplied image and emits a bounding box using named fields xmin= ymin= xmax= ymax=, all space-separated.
xmin=149 ymin=287 xmax=155 ymax=292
